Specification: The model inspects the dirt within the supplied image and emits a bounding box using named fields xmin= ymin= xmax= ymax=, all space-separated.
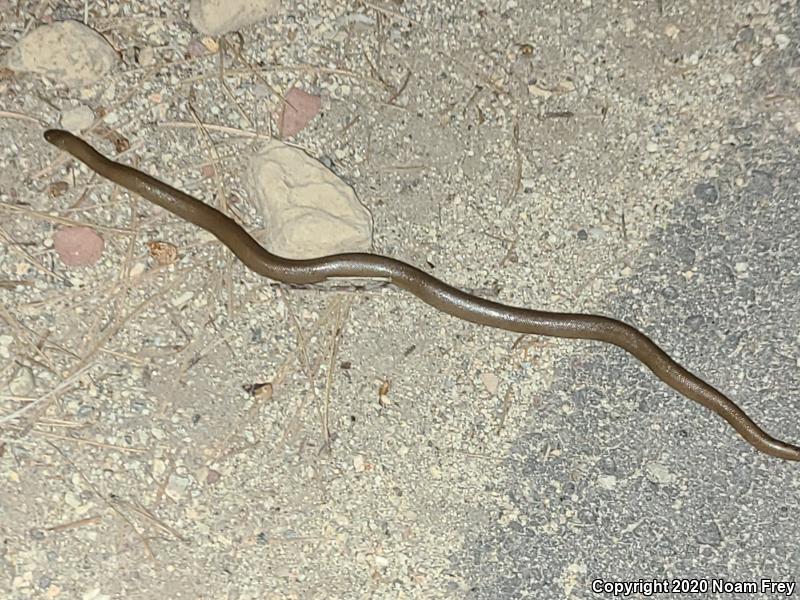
xmin=2 ymin=1 xmax=799 ymax=599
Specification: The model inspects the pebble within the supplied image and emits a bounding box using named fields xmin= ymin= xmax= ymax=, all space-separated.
xmin=13 ymin=573 xmax=32 ymax=589
xmin=59 ymin=105 xmax=95 ymax=131
xmin=645 ymin=462 xmax=676 ymax=485
xmin=693 ymin=182 xmax=718 ymax=203
xmin=481 ymin=372 xmax=500 ymax=394
xmin=170 ymin=291 xmax=194 ymax=308
xmin=278 ymin=87 xmax=322 ymax=139
xmin=64 ymin=491 xmax=81 ymax=509
xmin=588 ymin=226 xmax=608 ymax=240
xmin=152 ymin=458 xmax=167 ymax=477
xmin=7 ymin=365 xmax=34 ymax=397
xmin=596 ymin=475 xmax=617 ymax=490
xmin=129 ymin=262 xmax=147 ymax=278
xmin=0 ymin=334 xmax=13 ymax=359
xmin=373 ymin=555 xmax=389 ymax=568
xmin=5 ymin=20 xmax=118 ymax=87
xmin=166 ymin=473 xmax=191 ymax=498
xmin=353 ymin=454 xmax=366 ymax=472
xmin=76 ymin=404 xmax=94 ymax=418
xmin=190 ymin=0 xmax=281 ymax=36
xmin=53 ymin=227 xmax=105 ymax=267
xmin=138 ymin=46 xmax=156 ymax=66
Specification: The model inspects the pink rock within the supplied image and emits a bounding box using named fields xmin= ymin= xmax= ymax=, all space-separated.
xmin=278 ymin=87 xmax=322 ymax=139
xmin=53 ymin=226 xmax=105 ymax=267
xmin=186 ymin=38 xmax=209 ymax=58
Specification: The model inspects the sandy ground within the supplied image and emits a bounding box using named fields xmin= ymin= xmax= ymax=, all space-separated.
xmin=2 ymin=1 xmax=799 ymax=599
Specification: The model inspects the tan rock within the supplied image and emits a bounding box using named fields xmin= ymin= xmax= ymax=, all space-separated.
xmin=190 ymin=0 xmax=281 ymax=36
xmin=247 ymin=140 xmax=373 ymax=259
xmin=4 ymin=20 xmax=117 ymax=86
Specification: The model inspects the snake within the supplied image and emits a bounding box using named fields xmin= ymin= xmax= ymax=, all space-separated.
xmin=43 ymin=129 xmax=800 ymax=461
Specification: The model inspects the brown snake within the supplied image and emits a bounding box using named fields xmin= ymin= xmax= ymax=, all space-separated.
xmin=44 ymin=129 xmax=800 ymax=461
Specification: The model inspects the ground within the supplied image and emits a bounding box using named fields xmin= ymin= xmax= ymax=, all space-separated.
xmin=1 ymin=1 xmax=799 ymax=599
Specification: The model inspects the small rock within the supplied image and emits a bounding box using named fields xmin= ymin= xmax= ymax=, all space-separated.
xmin=645 ymin=462 xmax=675 ymax=485
xmin=170 ymin=291 xmax=194 ymax=308
xmin=9 ymin=365 xmax=35 ymax=395
xmin=166 ymin=474 xmax=191 ymax=498
xmin=373 ymin=555 xmax=389 ymax=568
xmin=596 ymin=475 xmax=617 ymax=490
xmin=152 ymin=458 xmax=166 ymax=477
xmin=76 ymin=404 xmax=94 ymax=418
xmin=588 ymin=226 xmax=608 ymax=240
xmin=129 ymin=262 xmax=147 ymax=278
xmin=146 ymin=241 xmax=179 ymax=266
xmin=775 ymin=34 xmax=790 ymax=49
xmin=695 ymin=521 xmax=723 ymax=546
xmin=64 ymin=491 xmax=81 ymax=508
xmin=0 ymin=334 xmax=13 ymax=359
xmin=646 ymin=141 xmax=659 ymax=153
xmin=353 ymin=454 xmax=366 ymax=472
xmin=481 ymin=372 xmax=499 ymax=395
xmin=247 ymin=140 xmax=373 ymax=258
xmin=622 ymin=17 xmax=635 ymax=34
xmin=527 ymin=83 xmax=553 ymax=98
xmin=4 ymin=20 xmax=118 ymax=86
xmin=53 ymin=227 xmax=104 ymax=267
xmin=557 ymin=79 xmax=576 ymax=93
xmin=278 ymin=87 xmax=322 ymax=139
xmin=60 ymin=105 xmax=95 ymax=131
xmin=693 ymin=182 xmax=718 ymax=203
xmin=190 ymin=0 xmax=281 ymax=36
xmin=13 ymin=573 xmax=33 ymax=589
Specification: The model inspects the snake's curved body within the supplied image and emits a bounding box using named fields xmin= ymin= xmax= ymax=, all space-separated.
xmin=43 ymin=129 xmax=800 ymax=461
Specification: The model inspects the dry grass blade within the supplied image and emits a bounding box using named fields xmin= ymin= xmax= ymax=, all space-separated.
xmin=0 ymin=223 xmax=71 ymax=285
xmin=46 ymin=441 xmax=158 ymax=565
xmin=114 ymin=498 xmax=189 ymax=543
xmin=0 ymin=363 xmax=93 ymax=425
xmin=320 ymin=297 xmax=353 ymax=451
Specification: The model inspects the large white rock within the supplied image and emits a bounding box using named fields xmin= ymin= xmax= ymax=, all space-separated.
xmin=4 ymin=20 xmax=117 ymax=86
xmin=247 ymin=140 xmax=373 ymax=259
xmin=190 ymin=0 xmax=281 ymax=36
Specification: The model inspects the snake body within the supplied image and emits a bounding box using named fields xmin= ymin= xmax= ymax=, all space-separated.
xmin=43 ymin=129 xmax=800 ymax=461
